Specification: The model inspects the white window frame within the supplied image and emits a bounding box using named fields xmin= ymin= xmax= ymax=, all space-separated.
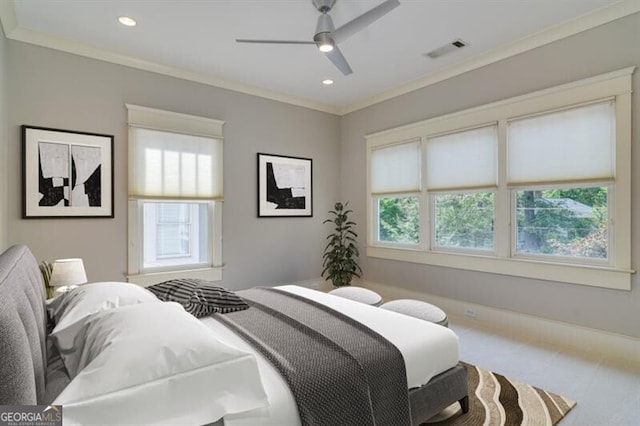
xmin=509 ymin=182 xmax=613 ymax=267
xmin=126 ymin=105 xmax=224 ymax=286
xmin=366 ymin=67 xmax=634 ymax=290
xmin=372 ymin=193 xmax=422 ymax=249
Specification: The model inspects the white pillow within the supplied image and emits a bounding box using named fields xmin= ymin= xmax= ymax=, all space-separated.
xmin=53 ymin=302 xmax=269 ymax=425
xmin=49 ymin=282 xmax=159 ymax=356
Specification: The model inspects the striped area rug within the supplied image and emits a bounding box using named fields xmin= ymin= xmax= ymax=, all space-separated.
xmin=426 ymin=362 xmax=576 ymax=425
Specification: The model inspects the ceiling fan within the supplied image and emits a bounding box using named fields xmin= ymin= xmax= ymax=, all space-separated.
xmin=236 ymin=0 xmax=400 ymax=76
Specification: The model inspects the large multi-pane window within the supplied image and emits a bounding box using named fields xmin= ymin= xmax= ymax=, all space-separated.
xmin=366 ymin=68 xmax=632 ymax=289
xmin=427 ymin=125 xmax=497 ymax=252
xmin=371 ymin=141 xmax=421 ymax=246
xmin=126 ymin=105 xmax=224 ymax=284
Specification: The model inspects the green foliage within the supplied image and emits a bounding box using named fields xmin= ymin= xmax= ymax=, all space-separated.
xmin=543 ymin=187 xmax=607 ymax=208
xmin=378 ymin=196 xmax=419 ymax=243
xmin=373 ymin=186 xmax=607 ymax=260
xmin=516 ymin=187 xmax=607 ymax=258
xmin=434 ymin=192 xmax=494 ymax=249
xmin=322 ymin=202 xmax=362 ymax=287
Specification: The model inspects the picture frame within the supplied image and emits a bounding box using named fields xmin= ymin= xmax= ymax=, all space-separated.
xmin=22 ymin=125 xmax=114 ymax=218
xmin=257 ymin=153 xmax=312 ymax=217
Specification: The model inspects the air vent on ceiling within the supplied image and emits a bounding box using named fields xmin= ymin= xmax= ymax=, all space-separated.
xmin=424 ymin=39 xmax=468 ymax=59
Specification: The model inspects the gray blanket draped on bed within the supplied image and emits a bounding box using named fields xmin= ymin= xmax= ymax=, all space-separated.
xmin=216 ymin=287 xmax=412 ymax=426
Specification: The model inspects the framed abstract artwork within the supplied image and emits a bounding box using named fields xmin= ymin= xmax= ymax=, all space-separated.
xmin=257 ymin=153 xmax=312 ymax=217
xmin=22 ymin=125 xmax=114 ymax=218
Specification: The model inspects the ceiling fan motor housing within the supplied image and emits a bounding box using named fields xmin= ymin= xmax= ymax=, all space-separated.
xmin=315 ymin=13 xmax=335 ymax=36
xmin=312 ymin=0 xmax=337 ymax=13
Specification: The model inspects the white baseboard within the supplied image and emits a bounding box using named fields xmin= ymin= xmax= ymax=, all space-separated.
xmin=290 ymin=277 xmax=640 ymax=369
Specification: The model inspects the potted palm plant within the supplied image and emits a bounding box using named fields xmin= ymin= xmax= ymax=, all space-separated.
xmin=322 ymin=202 xmax=362 ymax=287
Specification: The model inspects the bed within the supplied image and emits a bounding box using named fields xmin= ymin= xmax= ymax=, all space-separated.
xmin=0 ymin=244 xmax=468 ymax=425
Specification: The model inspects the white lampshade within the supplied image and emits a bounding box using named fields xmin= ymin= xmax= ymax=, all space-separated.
xmin=49 ymin=258 xmax=88 ymax=287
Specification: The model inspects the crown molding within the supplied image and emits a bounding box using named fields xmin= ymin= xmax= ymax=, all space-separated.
xmin=0 ymin=6 xmax=340 ymax=115
xmin=0 ymin=0 xmax=17 ymax=37
xmin=1 ymin=0 xmax=638 ymax=117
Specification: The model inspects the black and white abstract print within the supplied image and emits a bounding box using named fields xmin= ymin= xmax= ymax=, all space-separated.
xmin=257 ymin=153 xmax=312 ymax=217
xmin=38 ymin=142 xmax=102 ymax=207
xmin=266 ymin=161 xmax=306 ymax=210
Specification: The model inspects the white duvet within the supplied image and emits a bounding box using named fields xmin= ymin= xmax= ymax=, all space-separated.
xmin=200 ymin=285 xmax=460 ymax=426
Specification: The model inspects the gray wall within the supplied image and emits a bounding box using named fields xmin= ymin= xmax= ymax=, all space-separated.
xmin=341 ymin=13 xmax=640 ymax=338
xmin=4 ymin=13 xmax=639 ymax=337
xmin=0 ymin=24 xmax=7 ymax=251
xmin=6 ymin=41 xmax=340 ymax=288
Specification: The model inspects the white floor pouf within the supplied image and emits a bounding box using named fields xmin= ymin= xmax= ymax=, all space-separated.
xmin=380 ymin=299 xmax=449 ymax=327
xmin=328 ymin=286 xmax=383 ymax=306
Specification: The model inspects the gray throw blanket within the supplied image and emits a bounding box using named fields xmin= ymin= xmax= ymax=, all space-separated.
xmin=216 ymin=287 xmax=412 ymax=426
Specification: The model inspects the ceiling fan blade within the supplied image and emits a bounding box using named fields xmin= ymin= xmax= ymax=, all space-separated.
xmin=236 ymin=39 xmax=316 ymax=45
xmin=326 ymin=46 xmax=353 ymax=75
xmin=331 ymin=0 xmax=400 ymax=44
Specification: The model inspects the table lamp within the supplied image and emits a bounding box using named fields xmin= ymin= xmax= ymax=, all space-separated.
xmin=50 ymin=258 xmax=88 ymax=296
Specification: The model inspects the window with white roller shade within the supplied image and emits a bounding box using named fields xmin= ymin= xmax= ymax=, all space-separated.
xmin=370 ymin=140 xmax=420 ymax=194
xmin=126 ymin=104 xmax=224 ymax=283
xmin=129 ymin=128 xmax=223 ymax=199
xmin=427 ymin=125 xmax=497 ymax=191
xmin=507 ymin=101 xmax=615 ymax=185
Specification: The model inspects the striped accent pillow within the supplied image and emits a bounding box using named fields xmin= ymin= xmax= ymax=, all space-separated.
xmin=147 ymin=278 xmax=249 ymax=318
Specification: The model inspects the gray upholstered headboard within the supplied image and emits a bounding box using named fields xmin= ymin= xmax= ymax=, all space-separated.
xmin=0 ymin=244 xmax=48 ymax=405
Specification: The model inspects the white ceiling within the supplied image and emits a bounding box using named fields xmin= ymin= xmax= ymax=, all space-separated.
xmin=1 ymin=0 xmax=638 ymax=114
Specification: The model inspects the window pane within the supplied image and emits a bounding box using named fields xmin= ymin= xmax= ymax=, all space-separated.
xmin=377 ymin=196 xmax=419 ymax=244
xmin=434 ymin=192 xmax=494 ymax=250
xmin=143 ymin=202 xmax=210 ymax=269
xmin=156 ymin=204 xmax=191 ymax=258
xmin=515 ymin=187 xmax=607 ymax=259
xmin=156 ymin=224 xmax=190 ymax=257
xmin=157 ymin=203 xmax=190 ymax=223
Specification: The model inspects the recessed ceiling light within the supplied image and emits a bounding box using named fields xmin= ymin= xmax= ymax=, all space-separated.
xmin=322 ymin=79 xmax=334 ymax=85
xmin=118 ymin=16 xmax=137 ymax=27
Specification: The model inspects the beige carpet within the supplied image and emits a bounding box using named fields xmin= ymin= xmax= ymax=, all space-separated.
xmin=426 ymin=362 xmax=577 ymax=425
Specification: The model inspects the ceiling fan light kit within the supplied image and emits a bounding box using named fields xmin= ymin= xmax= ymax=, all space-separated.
xmin=315 ymin=32 xmax=335 ymax=52
xmin=236 ymin=0 xmax=400 ymax=76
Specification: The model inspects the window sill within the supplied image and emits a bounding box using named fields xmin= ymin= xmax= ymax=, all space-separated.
xmin=367 ymin=246 xmax=632 ymax=290
xmin=127 ymin=266 xmax=223 ymax=287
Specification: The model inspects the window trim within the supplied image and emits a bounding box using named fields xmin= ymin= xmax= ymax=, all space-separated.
xmin=126 ymin=105 xmax=224 ymax=285
xmin=366 ymin=67 xmax=634 ymax=290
